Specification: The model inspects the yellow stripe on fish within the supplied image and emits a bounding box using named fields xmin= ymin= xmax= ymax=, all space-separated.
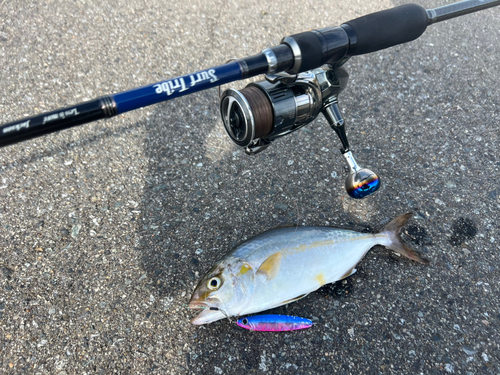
xmin=283 ymin=234 xmax=383 ymax=256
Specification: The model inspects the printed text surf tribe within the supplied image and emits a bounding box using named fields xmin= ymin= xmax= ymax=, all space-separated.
xmin=154 ymin=69 xmax=218 ymax=96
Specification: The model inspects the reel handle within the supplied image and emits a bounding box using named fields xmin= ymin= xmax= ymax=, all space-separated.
xmin=321 ymin=102 xmax=381 ymax=199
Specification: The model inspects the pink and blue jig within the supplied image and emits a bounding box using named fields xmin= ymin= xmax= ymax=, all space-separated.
xmin=236 ymin=314 xmax=313 ymax=332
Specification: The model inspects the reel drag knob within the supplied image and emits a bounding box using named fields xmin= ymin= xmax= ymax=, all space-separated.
xmin=343 ymin=151 xmax=380 ymax=199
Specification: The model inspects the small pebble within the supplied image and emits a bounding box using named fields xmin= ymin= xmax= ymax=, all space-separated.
xmin=462 ymin=346 xmax=477 ymax=356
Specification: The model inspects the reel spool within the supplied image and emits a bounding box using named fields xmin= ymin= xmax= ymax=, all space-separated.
xmin=219 ymin=66 xmax=380 ymax=199
xmin=220 ymin=72 xmax=322 ymax=154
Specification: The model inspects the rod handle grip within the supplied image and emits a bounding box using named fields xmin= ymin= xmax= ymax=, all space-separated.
xmin=343 ymin=4 xmax=428 ymax=56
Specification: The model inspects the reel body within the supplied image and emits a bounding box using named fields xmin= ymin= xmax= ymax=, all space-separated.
xmin=220 ymin=72 xmax=322 ymax=153
xmin=219 ymin=65 xmax=380 ymax=199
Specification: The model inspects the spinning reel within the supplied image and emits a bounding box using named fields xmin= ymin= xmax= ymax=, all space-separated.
xmin=219 ymin=65 xmax=380 ymax=199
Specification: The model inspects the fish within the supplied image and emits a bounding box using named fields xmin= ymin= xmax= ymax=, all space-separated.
xmin=188 ymin=213 xmax=428 ymax=325
xmin=236 ymin=314 xmax=313 ymax=332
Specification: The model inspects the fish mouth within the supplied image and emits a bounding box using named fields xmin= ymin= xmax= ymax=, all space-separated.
xmin=190 ymin=308 xmax=227 ymax=325
xmin=188 ymin=299 xmax=226 ymax=325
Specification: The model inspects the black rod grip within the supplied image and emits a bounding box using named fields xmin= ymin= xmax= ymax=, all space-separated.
xmin=343 ymin=4 xmax=428 ymax=56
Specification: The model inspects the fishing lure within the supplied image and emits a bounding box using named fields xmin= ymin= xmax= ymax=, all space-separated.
xmin=236 ymin=315 xmax=313 ymax=332
xmin=187 ymin=306 xmax=312 ymax=331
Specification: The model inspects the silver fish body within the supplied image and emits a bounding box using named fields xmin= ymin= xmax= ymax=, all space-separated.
xmin=189 ymin=213 xmax=428 ymax=324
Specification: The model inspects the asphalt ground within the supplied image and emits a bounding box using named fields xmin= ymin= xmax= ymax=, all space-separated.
xmin=0 ymin=0 xmax=499 ymax=374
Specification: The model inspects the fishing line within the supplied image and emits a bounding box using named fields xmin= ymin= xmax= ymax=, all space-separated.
xmin=212 ymin=307 xmax=233 ymax=324
xmin=282 ymin=197 xmax=301 ymax=251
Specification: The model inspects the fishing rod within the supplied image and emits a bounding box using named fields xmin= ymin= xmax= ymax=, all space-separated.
xmin=1 ymin=0 xmax=499 ymax=198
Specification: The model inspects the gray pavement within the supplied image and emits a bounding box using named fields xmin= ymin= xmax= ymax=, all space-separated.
xmin=1 ymin=0 xmax=499 ymax=373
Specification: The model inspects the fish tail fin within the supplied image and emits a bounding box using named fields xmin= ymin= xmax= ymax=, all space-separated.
xmin=381 ymin=213 xmax=430 ymax=265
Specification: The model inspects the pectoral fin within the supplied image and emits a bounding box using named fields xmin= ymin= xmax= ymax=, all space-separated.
xmin=256 ymin=252 xmax=282 ymax=281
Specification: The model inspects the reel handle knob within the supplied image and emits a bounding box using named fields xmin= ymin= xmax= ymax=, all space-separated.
xmin=343 ymin=151 xmax=380 ymax=199
xmin=345 ymin=168 xmax=381 ymax=199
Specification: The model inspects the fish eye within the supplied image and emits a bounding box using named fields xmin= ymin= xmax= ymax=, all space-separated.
xmin=242 ymin=318 xmax=248 ymax=325
xmin=207 ymin=277 xmax=221 ymax=290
